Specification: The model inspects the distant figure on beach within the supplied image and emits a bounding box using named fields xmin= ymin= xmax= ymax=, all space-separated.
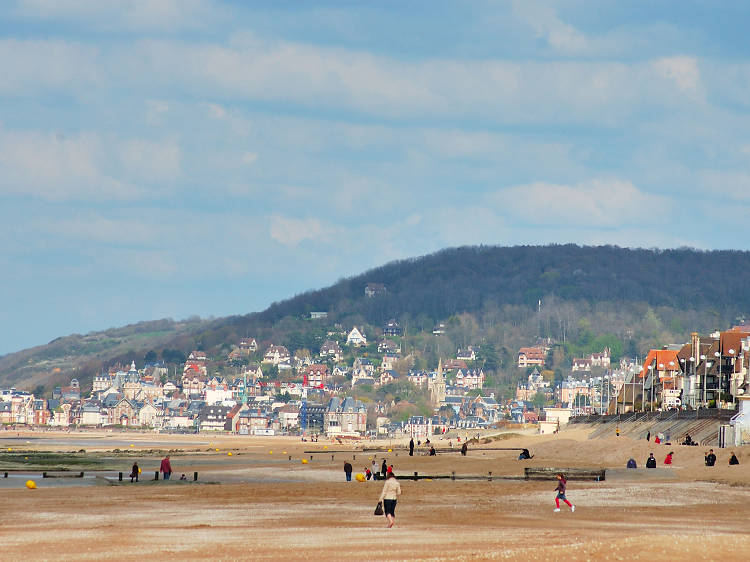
xmin=365 ymin=467 xmax=372 ymax=480
xmin=683 ymin=434 xmax=694 ymax=446
xmin=616 ymin=426 xmax=620 ymax=437
xmin=409 ymin=438 xmax=414 ymax=457
xmin=646 ymin=431 xmax=651 ymax=442
xmin=729 ymin=452 xmax=740 ymax=465
xmin=646 ymin=453 xmax=656 ymax=468
xmin=664 ymin=452 xmax=673 ymax=465
xmin=654 ymin=435 xmax=661 ymax=444
xmin=429 ymin=446 xmax=436 ymax=456
xmin=378 ymin=472 xmax=402 ymax=528
xmin=706 ymin=449 xmax=718 ymax=466
xmin=130 ymin=461 xmax=139 ymax=483
xmin=381 ymin=459 xmax=387 ymax=480
xmin=344 ymin=461 xmax=353 ymax=482
xmin=387 ymin=465 xmax=393 ymax=476
xmin=518 ymin=449 xmax=532 ymax=460
xmin=425 ymin=438 xmax=431 ymax=446
xmin=461 ymin=442 xmax=468 ymax=456
xmin=160 ymin=455 xmax=172 ymax=480
xmin=179 ymin=474 xmax=187 ymax=480
xmin=372 ymin=460 xmax=379 ymax=480
xmin=626 ymin=458 xmax=637 ymax=469
xmin=553 ymin=473 xmax=575 ymax=513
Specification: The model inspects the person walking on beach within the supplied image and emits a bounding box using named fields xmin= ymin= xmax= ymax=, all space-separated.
xmin=378 ymin=472 xmax=402 ymax=528
xmin=461 ymin=442 xmax=468 ymax=456
xmin=160 ymin=455 xmax=172 ymax=480
xmin=646 ymin=431 xmax=651 ymax=442
xmin=729 ymin=452 xmax=740 ymax=465
xmin=664 ymin=451 xmax=673 ymax=465
xmin=646 ymin=453 xmax=657 ymax=468
xmin=372 ymin=460 xmax=379 ymax=480
xmin=344 ymin=460 xmax=353 ymax=482
xmin=553 ymin=473 xmax=574 ymax=513
xmin=130 ymin=461 xmax=139 ymax=483
xmin=381 ymin=459 xmax=387 ymax=480
xmin=409 ymin=438 xmax=414 ymax=457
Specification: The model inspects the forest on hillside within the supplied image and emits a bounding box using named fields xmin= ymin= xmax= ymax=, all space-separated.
xmin=2 ymin=244 xmax=749 ymax=394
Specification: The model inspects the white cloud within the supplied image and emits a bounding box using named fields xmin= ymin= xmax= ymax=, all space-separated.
xmin=512 ymin=0 xmax=588 ymax=55
xmin=490 ymin=178 xmax=666 ymax=227
xmin=146 ymin=100 xmax=169 ymax=125
xmin=206 ymin=103 xmax=227 ymax=119
xmin=700 ymin=170 xmax=750 ymax=201
xmin=0 ymin=128 xmax=181 ymax=201
xmin=119 ymin=138 xmax=181 ymax=181
xmin=0 ymin=39 xmax=100 ymax=96
xmin=12 ymin=0 xmax=221 ymax=32
xmin=269 ymin=215 xmax=335 ymax=246
xmin=242 ymin=152 xmax=258 ymax=165
xmin=653 ymin=56 xmax=702 ymax=93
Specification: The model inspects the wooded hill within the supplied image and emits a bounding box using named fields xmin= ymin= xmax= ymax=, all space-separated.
xmin=2 ymin=244 xmax=749 ymax=393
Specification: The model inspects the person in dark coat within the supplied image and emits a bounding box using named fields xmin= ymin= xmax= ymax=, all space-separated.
xmin=646 ymin=453 xmax=657 ymax=468
xmin=705 ymin=449 xmax=717 ymax=467
xmin=729 ymin=452 xmax=740 ymax=465
xmin=130 ymin=461 xmax=139 ymax=483
xmin=461 ymin=442 xmax=468 ymax=456
xmin=626 ymin=458 xmax=637 ymax=469
xmin=381 ymin=459 xmax=387 ymax=479
xmin=646 ymin=431 xmax=651 ymax=442
xmin=409 ymin=438 xmax=414 ymax=456
xmin=429 ymin=446 xmax=436 ymax=456
xmin=344 ymin=461 xmax=353 ymax=482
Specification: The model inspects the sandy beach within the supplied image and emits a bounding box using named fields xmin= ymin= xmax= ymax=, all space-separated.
xmin=2 ymin=427 xmax=750 ymax=561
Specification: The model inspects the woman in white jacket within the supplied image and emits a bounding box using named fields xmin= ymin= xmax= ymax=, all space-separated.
xmin=378 ymin=472 xmax=402 ymax=528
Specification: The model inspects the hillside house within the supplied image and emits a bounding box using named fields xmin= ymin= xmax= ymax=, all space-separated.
xmin=365 ymin=283 xmax=386 ymax=298
xmin=383 ymin=319 xmax=403 ymax=336
xmin=303 ymin=364 xmax=329 ymax=388
xmin=517 ymin=347 xmax=547 ymax=368
xmin=319 ymin=340 xmax=344 ymax=361
xmin=263 ymin=345 xmax=291 ymax=366
xmin=456 ymin=347 xmax=476 ymax=361
xmin=346 ymin=327 xmax=367 ymax=347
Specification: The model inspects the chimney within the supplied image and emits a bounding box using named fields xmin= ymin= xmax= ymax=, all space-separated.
xmin=691 ymin=332 xmax=700 ymax=361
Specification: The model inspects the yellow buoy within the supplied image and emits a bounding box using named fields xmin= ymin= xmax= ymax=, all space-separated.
xmin=301 ymin=458 xmax=309 ymax=464
xmin=283 ymin=451 xmax=287 ymax=455
xmin=227 ymin=452 xmax=232 ymax=456
xmin=388 ymin=449 xmax=392 ymax=453
xmin=355 ymin=473 xmax=366 ymax=482
xmin=215 ymin=448 xmax=220 ymax=452
xmin=138 ymin=467 xmax=141 ymax=474
xmin=129 ymin=444 xmax=134 ymax=448
xmin=7 ymin=448 xmax=12 ymax=451
xmin=26 ymin=480 xmax=36 ymax=489
xmin=324 ymin=446 xmax=328 ymax=450
xmin=269 ymin=451 xmax=273 ymax=454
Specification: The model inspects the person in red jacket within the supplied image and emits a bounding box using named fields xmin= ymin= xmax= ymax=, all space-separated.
xmin=553 ymin=473 xmax=575 ymax=513
xmin=160 ymin=455 xmax=173 ymax=480
xmin=664 ymin=452 xmax=673 ymax=465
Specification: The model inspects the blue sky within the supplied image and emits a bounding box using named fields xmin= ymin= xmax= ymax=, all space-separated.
xmin=2 ymin=0 xmax=750 ymax=355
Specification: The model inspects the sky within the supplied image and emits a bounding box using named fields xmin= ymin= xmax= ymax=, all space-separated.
xmin=2 ymin=0 xmax=750 ymax=355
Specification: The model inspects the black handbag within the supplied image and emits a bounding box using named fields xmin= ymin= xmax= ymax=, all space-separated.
xmin=374 ymin=501 xmax=384 ymax=516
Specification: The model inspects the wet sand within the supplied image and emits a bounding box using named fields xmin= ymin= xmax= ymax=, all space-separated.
xmin=2 ymin=428 xmax=750 ymax=560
